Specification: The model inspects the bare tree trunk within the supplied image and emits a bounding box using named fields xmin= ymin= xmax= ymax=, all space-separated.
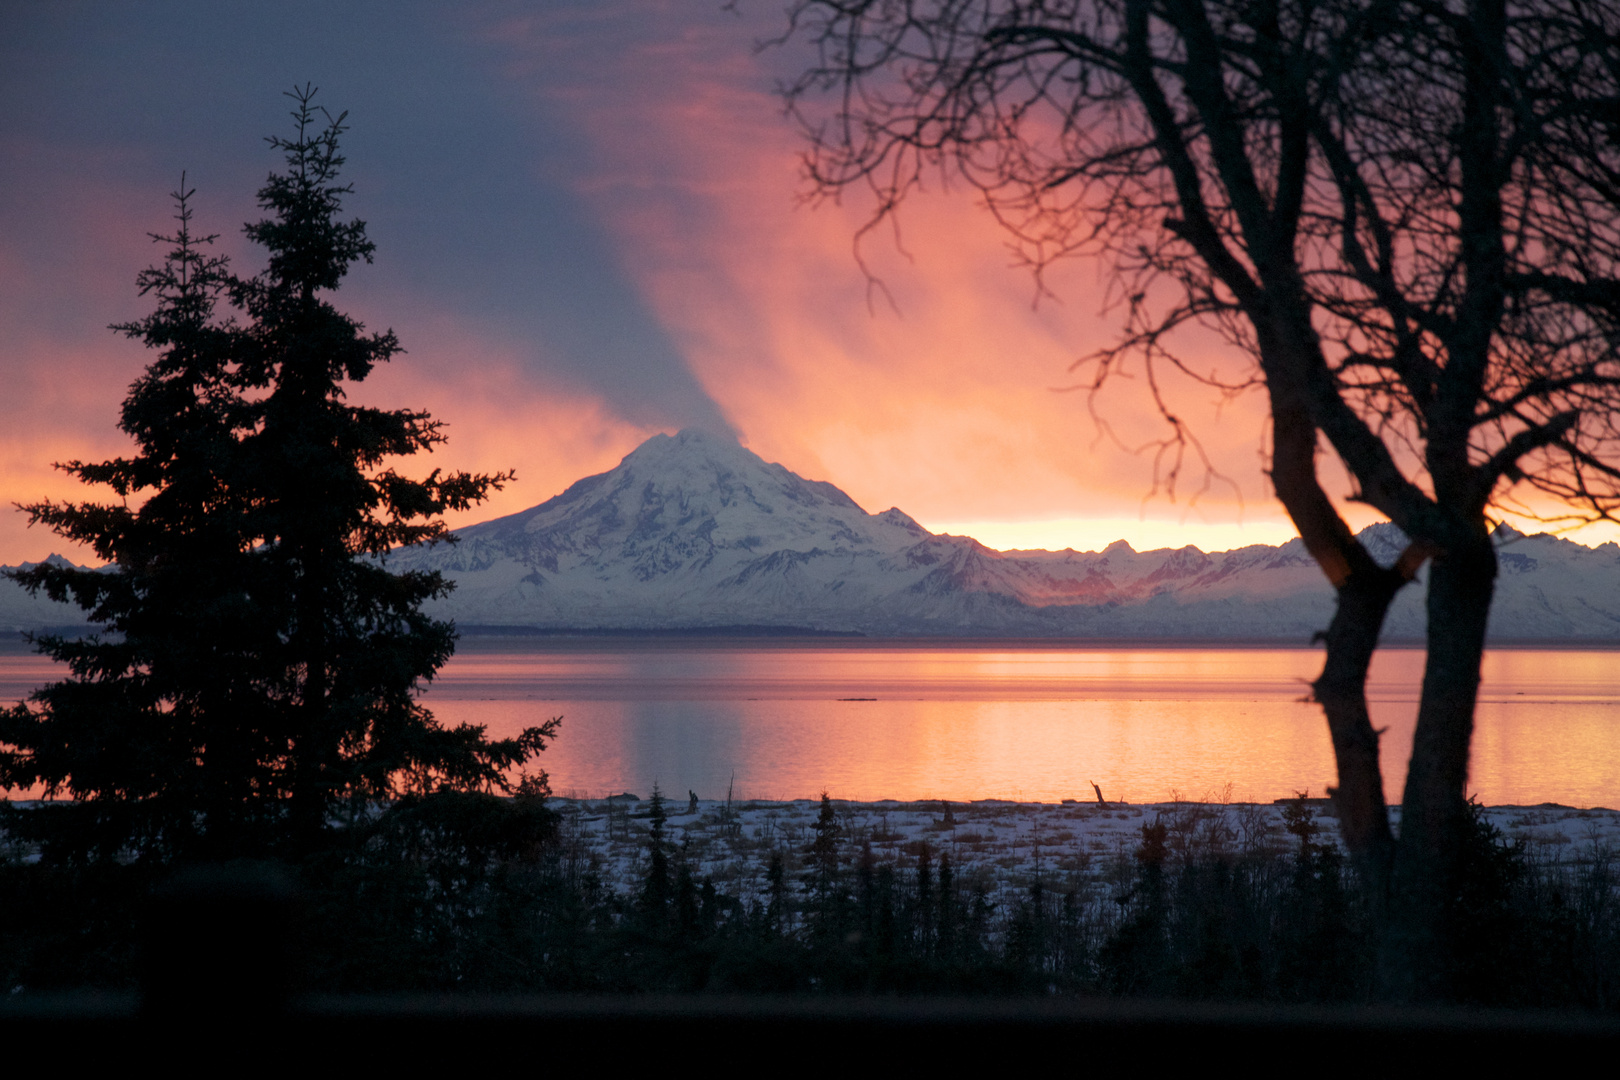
xmin=1313 ymin=565 xmax=1403 ymax=896
xmin=1267 ymin=392 xmax=1406 ymax=894
xmin=1381 ymin=532 xmax=1497 ymax=1000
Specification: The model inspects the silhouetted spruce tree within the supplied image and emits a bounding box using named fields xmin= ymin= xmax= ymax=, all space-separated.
xmin=639 ymin=785 xmax=672 ymax=932
xmin=1277 ymin=795 xmax=1361 ymax=1000
xmin=935 ymin=850 xmax=957 ymax=958
xmin=1100 ymin=817 xmax=1172 ymax=994
xmin=806 ymin=792 xmax=841 ymax=896
xmin=0 ymin=87 xmax=551 ymax=862
xmin=762 ymin=848 xmax=789 ymax=935
xmin=804 ymin=791 xmax=849 ymax=948
xmin=912 ymin=841 xmax=933 ymax=957
xmin=0 ymin=181 xmax=272 ymax=861
xmin=674 ymin=848 xmax=701 ymax=941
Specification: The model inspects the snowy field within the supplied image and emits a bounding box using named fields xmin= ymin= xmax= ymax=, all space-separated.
xmin=551 ymin=795 xmax=1620 ymax=911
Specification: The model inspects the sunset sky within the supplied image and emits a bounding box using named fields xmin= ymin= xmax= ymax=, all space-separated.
xmin=3 ymin=0 xmax=1610 ymax=568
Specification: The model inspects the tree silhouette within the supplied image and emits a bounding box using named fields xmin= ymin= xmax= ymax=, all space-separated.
xmin=780 ymin=0 xmax=1620 ymax=998
xmin=1 ymin=87 xmax=553 ymax=862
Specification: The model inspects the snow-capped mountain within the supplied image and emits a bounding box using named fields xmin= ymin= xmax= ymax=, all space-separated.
xmin=378 ymin=429 xmax=1620 ymax=640
xmin=4 ymin=429 xmax=1617 ymax=638
xmin=0 ymin=555 xmax=110 ymax=636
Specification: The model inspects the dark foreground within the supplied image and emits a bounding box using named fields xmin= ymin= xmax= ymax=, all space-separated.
xmin=4 ymin=793 xmax=1618 ymax=1018
xmin=4 ymin=993 xmax=1618 ymax=1056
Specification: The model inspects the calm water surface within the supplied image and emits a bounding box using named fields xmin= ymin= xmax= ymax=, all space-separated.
xmin=4 ymin=639 xmax=1616 ymax=805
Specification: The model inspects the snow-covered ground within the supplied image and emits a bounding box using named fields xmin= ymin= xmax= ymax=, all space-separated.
xmin=551 ymin=796 xmax=1620 ymax=911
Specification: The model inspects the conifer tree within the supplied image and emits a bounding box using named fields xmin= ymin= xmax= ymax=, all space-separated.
xmin=913 ymin=841 xmax=934 ymax=956
xmin=807 ymin=792 xmax=841 ymax=891
xmin=936 ymin=850 xmax=956 ymax=958
xmin=763 ymin=849 xmax=788 ymax=935
xmin=0 ymin=87 xmax=551 ymax=861
xmin=0 ymin=182 xmax=270 ymax=860
xmin=640 ymin=785 xmax=672 ymax=928
xmin=803 ymin=791 xmax=847 ymax=943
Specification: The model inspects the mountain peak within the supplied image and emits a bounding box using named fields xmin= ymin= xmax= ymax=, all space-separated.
xmin=875 ymin=507 xmax=926 ymax=533
xmin=620 ymin=427 xmax=745 ymax=467
xmin=610 ymin=429 xmax=865 ymax=516
xmin=367 ymin=431 xmax=1620 ymax=639
xmin=404 ymin=429 xmax=932 ymax=589
xmin=638 ymin=426 xmax=740 ymax=451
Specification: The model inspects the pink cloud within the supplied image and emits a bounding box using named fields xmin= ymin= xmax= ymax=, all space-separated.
xmin=489 ymin=11 xmax=1300 ymax=536
xmin=485 ymin=6 xmax=1620 ymax=551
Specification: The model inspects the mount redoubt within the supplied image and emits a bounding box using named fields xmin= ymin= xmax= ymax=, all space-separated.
xmin=393 ymin=430 xmax=1617 ymax=639
xmin=5 ymin=429 xmax=1618 ymax=639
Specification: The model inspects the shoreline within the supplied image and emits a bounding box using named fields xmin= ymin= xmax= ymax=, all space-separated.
xmin=11 ymin=634 xmax=1620 ymax=654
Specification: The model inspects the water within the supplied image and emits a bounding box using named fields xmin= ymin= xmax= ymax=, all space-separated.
xmin=4 ymin=639 xmax=1617 ymax=806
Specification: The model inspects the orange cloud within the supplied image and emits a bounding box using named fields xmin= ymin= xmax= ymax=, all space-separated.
xmin=0 ymin=336 xmax=150 ymax=568
xmin=346 ymin=311 xmax=667 ymax=532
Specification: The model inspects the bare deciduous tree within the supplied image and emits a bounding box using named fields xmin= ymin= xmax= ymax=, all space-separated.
xmin=779 ymin=0 xmax=1620 ymax=998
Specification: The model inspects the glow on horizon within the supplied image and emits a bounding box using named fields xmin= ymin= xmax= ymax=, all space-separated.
xmin=927 ymin=510 xmax=1620 ymax=555
xmin=923 ymin=517 xmax=1305 ymax=554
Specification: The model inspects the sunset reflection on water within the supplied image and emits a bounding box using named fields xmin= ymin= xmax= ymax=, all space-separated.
xmin=2 ymin=640 xmax=1614 ymax=806
xmin=416 ymin=641 xmax=1620 ymax=808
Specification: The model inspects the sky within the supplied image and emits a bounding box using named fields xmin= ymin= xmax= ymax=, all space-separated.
xmin=2 ymin=0 xmax=1611 ymax=568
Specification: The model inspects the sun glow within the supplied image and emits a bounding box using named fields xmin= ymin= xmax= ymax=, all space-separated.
xmin=922 ymin=516 xmax=1306 ymax=554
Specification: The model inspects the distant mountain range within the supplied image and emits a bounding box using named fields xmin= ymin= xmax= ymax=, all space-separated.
xmin=5 ymin=428 xmax=1619 ymax=639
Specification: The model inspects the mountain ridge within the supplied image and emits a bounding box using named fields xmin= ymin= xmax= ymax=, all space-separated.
xmin=4 ymin=429 xmax=1618 ymax=639
xmin=383 ymin=430 xmax=1620 ymax=640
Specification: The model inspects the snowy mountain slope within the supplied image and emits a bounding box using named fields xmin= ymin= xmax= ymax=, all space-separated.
xmin=0 ymin=555 xmax=103 ymax=634
xmin=384 ymin=429 xmax=1620 ymax=639
xmin=2 ymin=430 xmax=1614 ymax=638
